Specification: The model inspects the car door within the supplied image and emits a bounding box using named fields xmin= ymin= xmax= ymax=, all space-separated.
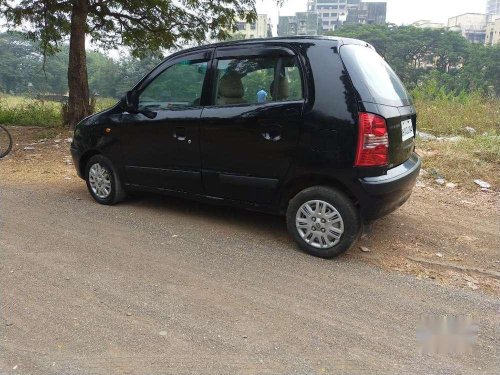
xmin=200 ymin=45 xmax=305 ymax=205
xmin=118 ymin=50 xmax=212 ymax=194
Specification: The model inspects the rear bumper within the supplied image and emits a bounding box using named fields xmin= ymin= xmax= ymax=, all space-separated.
xmin=357 ymin=152 xmax=421 ymax=221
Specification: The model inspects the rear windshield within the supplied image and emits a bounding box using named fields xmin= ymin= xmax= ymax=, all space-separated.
xmin=340 ymin=44 xmax=411 ymax=107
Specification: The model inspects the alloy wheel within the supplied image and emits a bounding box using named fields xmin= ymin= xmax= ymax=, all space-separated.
xmin=295 ymin=200 xmax=344 ymax=249
xmin=88 ymin=163 xmax=112 ymax=199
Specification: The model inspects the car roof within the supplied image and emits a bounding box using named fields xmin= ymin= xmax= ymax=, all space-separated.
xmin=170 ymin=36 xmax=369 ymax=56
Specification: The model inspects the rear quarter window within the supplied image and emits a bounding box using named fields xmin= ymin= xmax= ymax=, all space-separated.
xmin=340 ymin=45 xmax=411 ymax=107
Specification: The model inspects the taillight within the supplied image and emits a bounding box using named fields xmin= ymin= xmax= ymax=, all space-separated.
xmin=355 ymin=112 xmax=389 ymax=167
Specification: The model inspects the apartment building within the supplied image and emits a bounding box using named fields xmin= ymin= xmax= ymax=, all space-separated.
xmin=448 ymin=13 xmax=490 ymax=44
xmin=232 ymin=14 xmax=272 ymax=39
xmin=302 ymin=0 xmax=386 ymax=32
xmin=277 ymin=12 xmax=321 ymax=36
xmin=485 ymin=17 xmax=500 ymax=45
xmin=310 ymin=0 xmax=354 ymax=31
xmin=486 ymin=0 xmax=500 ymax=15
xmin=345 ymin=2 xmax=387 ymax=26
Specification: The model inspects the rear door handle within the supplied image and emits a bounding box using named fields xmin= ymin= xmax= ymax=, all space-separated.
xmin=173 ymin=126 xmax=187 ymax=141
xmin=261 ymin=124 xmax=282 ymax=142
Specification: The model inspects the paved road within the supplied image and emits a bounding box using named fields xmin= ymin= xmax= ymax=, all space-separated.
xmin=0 ymin=184 xmax=498 ymax=374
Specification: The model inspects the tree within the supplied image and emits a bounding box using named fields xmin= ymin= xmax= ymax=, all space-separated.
xmin=0 ymin=31 xmax=164 ymax=98
xmin=330 ymin=23 xmax=500 ymax=96
xmin=0 ymin=32 xmax=33 ymax=93
xmin=0 ymin=0 xmax=274 ymax=128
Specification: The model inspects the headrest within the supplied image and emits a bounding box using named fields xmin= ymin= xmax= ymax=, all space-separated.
xmin=218 ymin=72 xmax=244 ymax=99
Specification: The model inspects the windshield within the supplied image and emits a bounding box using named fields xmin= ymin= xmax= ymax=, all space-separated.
xmin=340 ymin=44 xmax=411 ymax=107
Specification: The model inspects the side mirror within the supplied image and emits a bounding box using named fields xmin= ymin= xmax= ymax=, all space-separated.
xmin=124 ymin=90 xmax=139 ymax=113
xmin=123 ymin=89 xmax=157 ymax=119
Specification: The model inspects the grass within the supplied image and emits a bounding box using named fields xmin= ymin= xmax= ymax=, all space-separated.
xmin=415 ymin=96 xmax=500 ymax=136
xmin=418 ymin=135 xmax=500 ymax=190
xmin=0 ymin=95 xmax=61 ymax=127
xmin=414 ymin=97 xmax=500 ymax=190
xmin=0 ymin=94 xmax=118 ymax=128
xmin=94 ymin=97 xmax=118 ymax=112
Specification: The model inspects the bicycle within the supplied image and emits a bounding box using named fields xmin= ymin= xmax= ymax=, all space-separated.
xmin=0 ymin=124 xmax=13 ymax=159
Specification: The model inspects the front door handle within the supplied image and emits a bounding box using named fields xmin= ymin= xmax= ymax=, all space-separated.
xmin=173 ymin=126 xmax=187 ymax=141
xmin=261 ymin=125 xmax=282 ymax=142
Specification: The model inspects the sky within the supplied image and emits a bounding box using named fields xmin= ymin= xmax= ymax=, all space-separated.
xmin=0 ymin=0 xmax=489 ymax=59
xmin=257 ymin=0 xmax=488 ymax=31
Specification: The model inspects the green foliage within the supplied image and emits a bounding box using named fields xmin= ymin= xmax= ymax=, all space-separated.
xmin=0 ymin=31 xmax=162 ymax=99
xmin=286 ymin=66 xmax=303 ymax=99
xmin=420 ymin=133 xmax=500 ymax=190
xmin=415 ymin=96 xmax=500 ymax=190
xmin=0 ymin=94 xmax=117 ymax=127
xmin=330 ymin=24 xmax=500 ymax=97
xmin=241 ymin=68 xmax=274 ymax=102
xmin=0 ymin=0 xmax=270 ymax=58
xmin=411 ymin=74 xmax=482 ymax=103
xmin=415 ymin=96 xmax=500 ymax=136
xmin=95 ymin=97 xmax=118 ymax=112
xmin=140 ymin=61 xmax=207 ymax=107
xmin=0 ymin=96 xmax=61 ymax=127
xmin=0 ymin=32 xmax=68 ymax=95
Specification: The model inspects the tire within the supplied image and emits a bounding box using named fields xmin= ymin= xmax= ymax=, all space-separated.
xmin=85 ymin=155 xmax=126 ymax=205
xmin=286 ymin=186 xmax=360 ymax=258
xmin=0 ymin=124 xmax=13 ymax=159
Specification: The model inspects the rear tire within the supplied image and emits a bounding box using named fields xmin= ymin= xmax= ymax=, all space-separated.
xmin=286 ymin=186 xmax=360 ymax=258
xmin=85 ymin=155 xmax=126 ymax=205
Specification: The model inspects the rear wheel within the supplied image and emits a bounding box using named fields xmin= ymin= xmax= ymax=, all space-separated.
xmin=286 ymin=186 xmax=360 ymax=258
xmin=85 ymin=155 xmax=126 ymax=205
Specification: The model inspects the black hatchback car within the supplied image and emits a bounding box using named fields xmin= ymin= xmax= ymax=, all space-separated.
xmin=71 ymin=36 xmax=421 ymax=258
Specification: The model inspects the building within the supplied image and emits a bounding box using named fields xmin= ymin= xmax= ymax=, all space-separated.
xmin=277 ymin=16 xmax=298 ymax=36
xmin=308 ymin=0 xmax=359 ymax=31
xmin=345 ymin=2 xmax=387 ymax=25
xmin=448 ymin=13 xmax=490 ymax=44
xmin=277 ymin=1 xmax=387 ymax=36
xmin=411 ymin=20 xmax=445 ymax=29
xmin=486 ymin=0 xmax=500 ymax=15
xmin=295 ymin=12 xmax=322 ymax=35
xmin=485 ymin=17 xmax=500 ymax=45
xmin=232 ymin=14 xmax=271 ymax=39
xmin=277 ymin=12 xmax=321 ymax=36
xmin=309 ymin=0 xmax=356 ymax=31
xmin=277 ymin=16 xmax=295 ymax=36
xmin=306 ymin=1 xmax=386 ymax=32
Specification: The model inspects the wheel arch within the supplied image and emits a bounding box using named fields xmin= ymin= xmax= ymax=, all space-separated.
xmin=280 ymin=174 xmax=357 ymax=213
xmin=79 ymin=149 xmax=101 ymax=177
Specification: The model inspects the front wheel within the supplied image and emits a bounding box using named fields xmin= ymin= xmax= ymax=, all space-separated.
xmin=85 ymin=155 xmax=126 ymax=205
xmin=0 ymin=124 xmax=13 ymax=159
xmin=286 ymin=186 xmax=360 ymax=258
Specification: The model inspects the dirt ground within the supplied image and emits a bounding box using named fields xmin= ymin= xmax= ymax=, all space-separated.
xmin=1 ymin=126 xmax=499 ymax=374
xmin=2 ymin=126 xmax=499 ymax=294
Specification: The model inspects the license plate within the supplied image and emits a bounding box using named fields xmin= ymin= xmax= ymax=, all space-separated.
xmin=401 ymin=119 xmax=414 ymax=141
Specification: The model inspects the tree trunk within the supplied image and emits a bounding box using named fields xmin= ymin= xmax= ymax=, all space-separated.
xmin=67 ymin=0 xmax=90 ymax=129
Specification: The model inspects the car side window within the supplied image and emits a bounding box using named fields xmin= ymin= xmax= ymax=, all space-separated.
xmin=283 ymin=60 xmax=303 ymax=101
xmin=138 ymin=60 xmax=208 ymax=111
xmin=215 ymin=55 xmax=303 ymax=106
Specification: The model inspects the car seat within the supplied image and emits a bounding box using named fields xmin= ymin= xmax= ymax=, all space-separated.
xmin=217 ymin=72 xmax=247 ymax=105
